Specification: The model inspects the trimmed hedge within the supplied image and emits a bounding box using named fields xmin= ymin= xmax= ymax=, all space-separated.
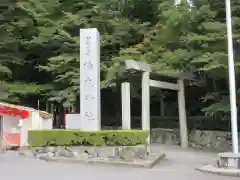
xmin=28 ymin=129 xmax=148 ymax=147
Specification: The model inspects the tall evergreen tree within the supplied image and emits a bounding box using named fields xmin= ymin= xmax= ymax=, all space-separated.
xmin=0 ymin=0 xmax=50 ymax=103
xmin=37 ymin=0 xmax=150 ymax=107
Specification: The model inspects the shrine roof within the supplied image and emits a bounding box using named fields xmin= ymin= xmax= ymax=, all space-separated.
xmin=0 ymin=102 xmax=52 ymax=119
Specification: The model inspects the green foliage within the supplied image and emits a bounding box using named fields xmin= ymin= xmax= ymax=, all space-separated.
xmin=19 ymin=0 xmax=149 ymax=106
xmin=0 ymin=0 xmax=50 ymax=102
xmin=1 ymin=0 xmax=240 ymax=115
xmin=113 ymin=0 xmax=240 ymax=115
xmin=28 ymin=129 xmax=148 ymax=146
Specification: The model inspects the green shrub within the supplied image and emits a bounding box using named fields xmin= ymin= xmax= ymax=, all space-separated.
xmin=28 ymin=129 xmax=148 ymax=147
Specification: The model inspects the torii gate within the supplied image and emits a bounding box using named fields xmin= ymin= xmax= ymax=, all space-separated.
xmin=121 ymin=60 xmax=192 ymax=148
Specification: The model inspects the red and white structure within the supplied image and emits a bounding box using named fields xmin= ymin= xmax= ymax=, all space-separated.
xmin=0 ymin=102 xmax=53 ymax=148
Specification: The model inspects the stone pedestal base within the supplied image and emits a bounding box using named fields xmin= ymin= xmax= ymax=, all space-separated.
xmin=18 ymin=146 xmax=165 ymax=168
xmin=218 ymin=152 xmax=240 ymax=169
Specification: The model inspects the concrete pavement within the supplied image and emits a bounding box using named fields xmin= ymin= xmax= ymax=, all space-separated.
xmin=0 ymin=145 xmax=238 ymax=180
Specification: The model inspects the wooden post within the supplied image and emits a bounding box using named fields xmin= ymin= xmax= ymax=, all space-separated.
xmin=142 ymin=72 xmax=150 ymax=144
xmin=46 ymin=102 xmax=49 ymax=112
xmin=177 ymin=79 xmax=188 ymax=148
xmin=50 ymin=103 xmax=54 ymax=114
xmin=121 ymin=82 xmax=131 ymax=129
xmin=160 ymin=97 xmax=165 ymax=116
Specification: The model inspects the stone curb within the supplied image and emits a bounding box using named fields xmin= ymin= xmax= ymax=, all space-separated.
xmin=38 ymin=153 xmax=166 ymax=168
xmin=196 ymin=165 xmax=240 ymax=177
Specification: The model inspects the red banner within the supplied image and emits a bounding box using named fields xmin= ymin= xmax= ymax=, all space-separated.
xmin=0 ymin=105 xmax=29 ymax=119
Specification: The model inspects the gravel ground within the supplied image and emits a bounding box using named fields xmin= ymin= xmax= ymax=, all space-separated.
xmin=0 ymin=144 xmax=237 ymax=180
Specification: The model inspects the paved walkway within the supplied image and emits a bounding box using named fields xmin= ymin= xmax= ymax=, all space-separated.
xmin=0 ymin=145 xmax=237 ymax=180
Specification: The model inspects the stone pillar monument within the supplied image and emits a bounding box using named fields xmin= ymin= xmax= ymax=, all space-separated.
xmin=80 ymin=28 xmax=101 ymax=131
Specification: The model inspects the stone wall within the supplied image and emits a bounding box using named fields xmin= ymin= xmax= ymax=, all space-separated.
xmin=151 ymin=128 xmax=235 ymax=151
